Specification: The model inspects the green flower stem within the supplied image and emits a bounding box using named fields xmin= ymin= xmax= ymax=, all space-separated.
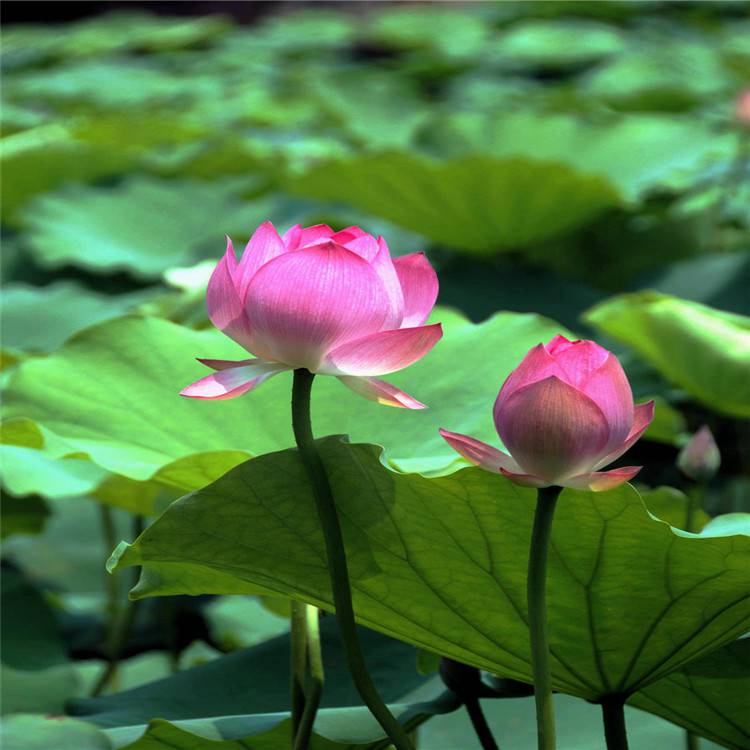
xmin=293 ymin=604 xmax=324 ymax=750
xmin=684 ymin=484 xmax=705 ymax=750
xmin=290 ymin=600 xmax=308 ymax=743
xmin=93 ymin=512 xmax=144 ymax=697
xmin=291 ymin=368 xmax=415 ymax=750
xmin=528 ymin=485 xmax=561 ymax=750
xmin=601 ymin=695 xmax=629 ymax=750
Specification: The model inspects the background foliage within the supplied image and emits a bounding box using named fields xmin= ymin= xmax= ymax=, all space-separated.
xmin=1 ymin=2 xmax=749 ymax=749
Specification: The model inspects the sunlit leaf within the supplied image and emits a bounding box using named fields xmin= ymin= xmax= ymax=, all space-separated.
xmin=584 ymin=292 xmax=750 ymax=417
xmin=111 ymin=439 xmax=750 ymax=702
xmin=2 ymin=309 xmax=568 ymax=481
xmin=22 ymin=177 xmax=293 ymax=279
xmin=287 ymin=153 xmax=620 ymax=254
xmin=493 ymin=19 xmax=625 ymax=69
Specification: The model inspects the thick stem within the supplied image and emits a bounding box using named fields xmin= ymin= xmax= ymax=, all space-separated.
xmin=293 ymin=605 xmax=324 ymax=750
xmin=527 ymin=485 xmax=561 ymax=750
xmin=464 ymin=697 xmax=500 ymax=750
xmin=291 ymin=368 xmax=414 ymax=750
xmin=290 ymin=600 xmax=308 ymax=743
xmin=601 ymin=696 xmax=629 ymax=750
xmin=686 ymin=731 xmax=700 ymax=750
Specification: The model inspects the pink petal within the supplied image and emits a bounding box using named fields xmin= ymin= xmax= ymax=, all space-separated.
xmin=282 ymin=224 xmax=302 ymax=249
xmin=180 ymin=361 xmax=287 ymax=400
xmin=324 ymin=323 xmax=443 ymax=377
xmin=244 ymin=242 xmax=392 ymax=371
xmin=545 ymin=334 xmax=575 ymax=355
xmin=339 ymin=233 xmax=379 ymax=262
xmin=206 ymin=239 xmax=254 ymax=353
xmin=439 ymin=428 xmax=522 ymax=473
xmin=369 ymin=237 xmax=404 ymax=329
xmin=499 ymin=469 xmax=551 ymax=488
xmin=338 ymin=376 xmax=427 ymax=409
xmin=331 ymin=226 xmax=367 ymax=244
xmin=296 ymin=224 xmax=335 ymax=250
xmin=496 ymin=375 xmax=611 ymax=483
xmin=494 ymin=344 xmax=564 ymax=420
xmin=550 ymin=340 xmax=610 ymax=387
xmin=594 ymin=401 xmax=655 ymax=470
xmin=576 ymin=353 xmax=634 ymax=455
xmin=234 ymin=222 xmax=286 ymax=301
xmin=394 ymin=252 xmax=439 ymax=327
xmin=561 ymin=466 xmax=642 ymax=492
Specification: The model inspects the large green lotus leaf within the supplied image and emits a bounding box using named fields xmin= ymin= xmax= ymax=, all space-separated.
xmin=21 ymin=177 xmax=289 ymax=279
xmin=428 ymin=111 xmax=734 ymax=202
xmin=0 ymin=283 xmax=154 ymax=354
xmin=0 ymin=124 xmax=132 ymax=224
xmin=0 ymin=13 xmax=228 ymax=69
xmin=493 ymin=19 xmax=625 ymax=69
xmin=0 ymin=715 xmax=110 ymax=750
xmin=1 ymin=417 xmax=109 ymax=500
xmin=584 ymin=292 xmax=750 ymax=417
xmin=5 ymin=60 xmax=207 ymax=111
xmin=66 ymin=619 xmax=456 ymax=749
xmin=365 ymin=6 xmax=492 ymax=60
xmin=287 ymin=154 xmax=621 ymax=254
xmin=68 ymin=618 xmax=432 ymax=727
xmin=582 ymin=37 xmax=732 ymax=111
xmin=111 ymin=439 xmax=750 ymax=702
xmin=629 ymin=638 xmax=750 ymax=750
xmin=2 ymin=309 xmax=568 ymax=481
xmin=306 ymin=67 xmax=430 ymax=149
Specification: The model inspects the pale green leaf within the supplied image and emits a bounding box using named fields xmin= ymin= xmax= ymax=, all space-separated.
xmin=584 ymin=292 xmax=750 ymax=417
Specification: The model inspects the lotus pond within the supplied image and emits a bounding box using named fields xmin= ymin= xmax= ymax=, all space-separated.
xmin=1 ymin=3 xmax=749 ymax=750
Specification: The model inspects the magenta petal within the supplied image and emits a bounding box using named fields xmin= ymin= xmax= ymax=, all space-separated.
xmin=439 ymin=428 xmax=522 ymax=473
xmin=324 ymin=323 xmax=443 ymax=377
xmin=234 ymin=222 xmax=286 ymax=300
xmin=498 ymin=469 xmax=551 ymax=488
xmin=180 ymin=361 xmax=287 ymax=400
xmin=594 ymin=400 xmax=655 ymax=470
xmin=562 ymin=466 xmax=642 ymax=492
xmin=244 ymin=243 xmax=392 ymax=371
xmin=341 ymin=233 xmax=379 ymax=262
xmin=206 ymin=239 xmax=254 ymax=353
xmin=496 ymin=375 xmax=611 ymax=482
xmin=338 ymin=376 xmax=427 ymax=409
xmin=393 ymin=252 xmax=439 ymax=327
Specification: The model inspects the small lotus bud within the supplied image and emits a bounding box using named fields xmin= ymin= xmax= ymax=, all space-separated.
xmin=735 ymin=89 xmax=750 ymax=127
xmin=677 ymin=425 xmax=720 ymax=483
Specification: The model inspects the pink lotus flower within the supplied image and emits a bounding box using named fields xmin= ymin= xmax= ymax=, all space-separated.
xmin=440 ymin=335 xmax=654 ymax=491
xmin=181 ymin=222 xmax=442 ymax=408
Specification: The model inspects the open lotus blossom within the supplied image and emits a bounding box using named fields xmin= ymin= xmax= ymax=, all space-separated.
xmin=181 ymin=222 xmax=442 ymax=408
xmin=440 ymin=336 xmax=654 ymax=491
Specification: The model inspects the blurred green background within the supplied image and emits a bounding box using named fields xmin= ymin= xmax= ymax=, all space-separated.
xmin=1 ymin=2 xmax=749 ymax=749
